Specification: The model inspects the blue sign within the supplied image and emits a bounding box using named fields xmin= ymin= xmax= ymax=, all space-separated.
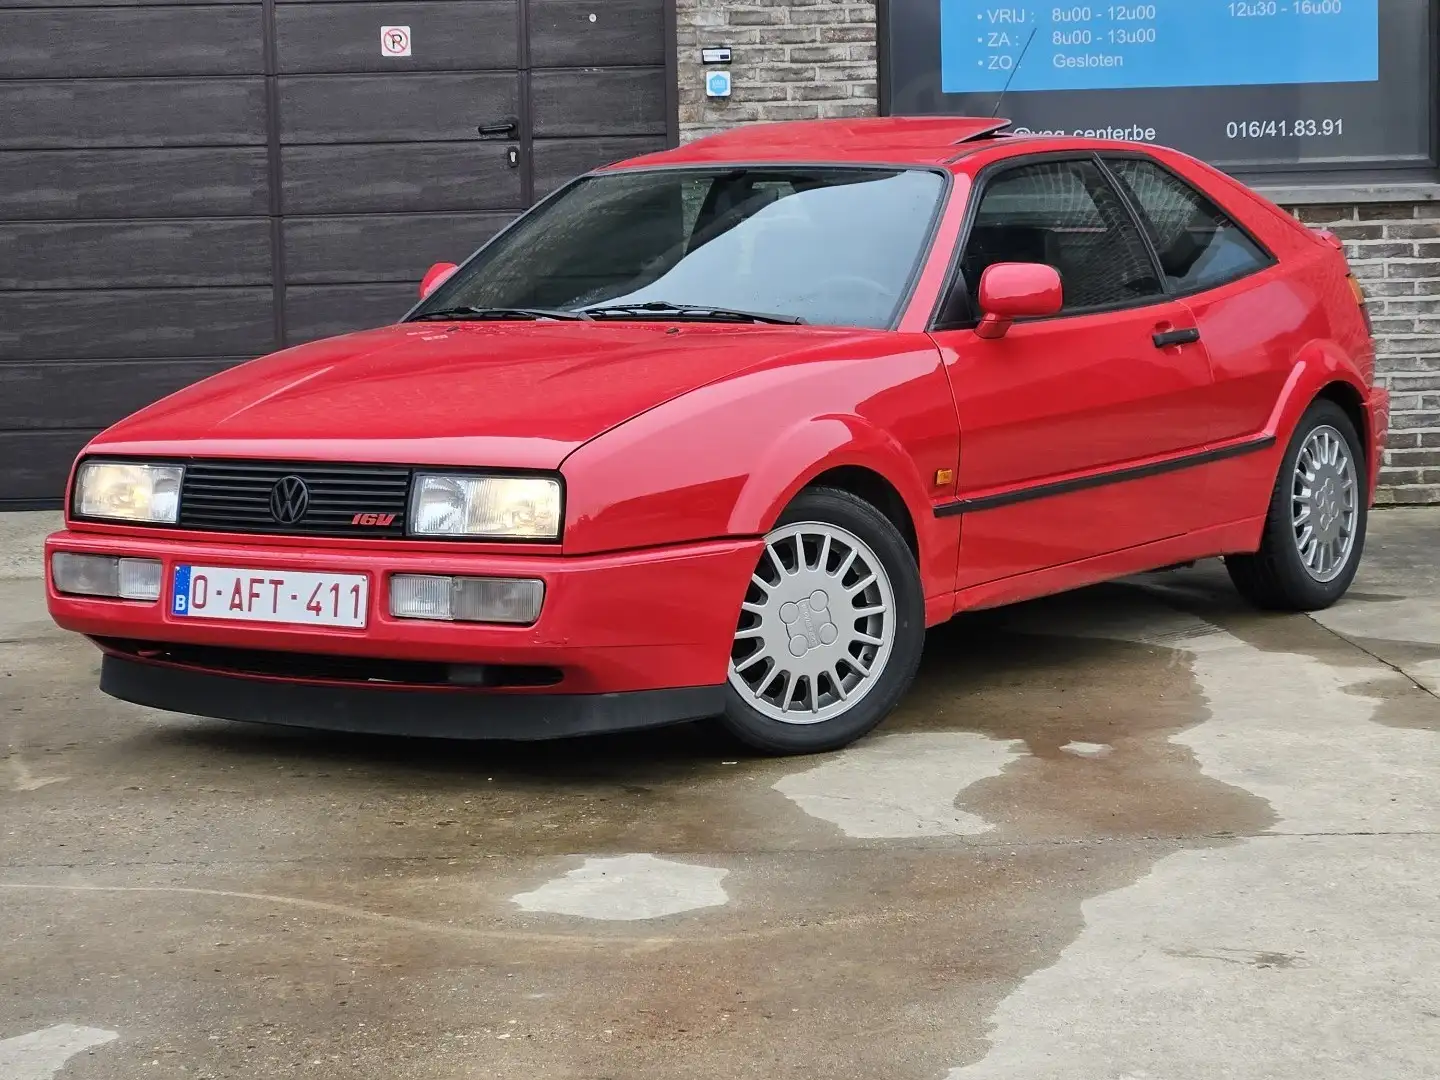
xmin=706 ymin=70 xmax=733 ymax=98
xmin=941 ymin=1 xmax=1380 ymax=94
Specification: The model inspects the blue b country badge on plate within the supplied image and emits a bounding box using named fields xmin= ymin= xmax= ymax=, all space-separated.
xmin=171 ymin=565 xmax=193 ymax=616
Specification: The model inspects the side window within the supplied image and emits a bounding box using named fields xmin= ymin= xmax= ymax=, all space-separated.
xmin=1106 ymin=157 xmax=1271 ymax=294
xmin=958 ymin=158 xmax=1163 ymax=315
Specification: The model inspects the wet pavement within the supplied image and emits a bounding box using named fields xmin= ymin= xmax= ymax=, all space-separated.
xmin=2 ymin=509 xmax=1438 ymax=1079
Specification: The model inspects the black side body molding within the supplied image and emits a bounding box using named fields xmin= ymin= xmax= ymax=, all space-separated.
xmin=934 ymin=435 xmax=1278 ymax=519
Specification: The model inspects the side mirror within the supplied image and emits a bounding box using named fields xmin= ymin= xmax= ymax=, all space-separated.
xmin=975 ymin=262 xmax=1063 ymax=340
xmin=419 ymin=261 xmax=459 ymax=299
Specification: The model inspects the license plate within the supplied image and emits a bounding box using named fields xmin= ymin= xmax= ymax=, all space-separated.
xmin=171 ymin=565 xmax=368 ymax=628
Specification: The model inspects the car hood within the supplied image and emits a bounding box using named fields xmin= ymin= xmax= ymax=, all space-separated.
xmin=86 ymin=321 xmax=880 ymax=470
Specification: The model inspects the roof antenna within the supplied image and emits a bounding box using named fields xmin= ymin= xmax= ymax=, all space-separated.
xmin=990 ymin=26 xmax=1038 ymax=119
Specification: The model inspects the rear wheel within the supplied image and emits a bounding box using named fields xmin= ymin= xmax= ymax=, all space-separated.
xmin=719 ymin=488 xmax=925 ymax=755
xmin=1226 ymin=399 xmax=1367 ymax=611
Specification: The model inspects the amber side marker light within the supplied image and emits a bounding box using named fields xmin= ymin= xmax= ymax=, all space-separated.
xmin=1314 ymin=227 xmax=1373 ymax=336
xmin=1346 ymin=273 xmax=1373 ymax=331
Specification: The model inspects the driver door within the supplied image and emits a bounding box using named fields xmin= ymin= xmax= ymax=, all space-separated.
xmin=929 ymin=155 xmax=1218 ymax=590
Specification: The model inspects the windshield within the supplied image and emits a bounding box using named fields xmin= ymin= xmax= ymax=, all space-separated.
xmin=411 ymin=166 xmax=947 ymax=329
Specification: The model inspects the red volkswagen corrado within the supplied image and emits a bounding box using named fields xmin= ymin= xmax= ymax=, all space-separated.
xmin=46 ymin=118 xmax=1388 ymax=754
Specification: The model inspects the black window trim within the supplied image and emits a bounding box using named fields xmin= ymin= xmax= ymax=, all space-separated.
xmin=1096 ymin=151 xmax=1280 ymax=302
xmin=929 ymin=150 xmax=1172 ymax=332
xmin=929 ymin=149 xmax=1280 ymax=332
xmin=404 ymin=161 xmax=956 ymax=334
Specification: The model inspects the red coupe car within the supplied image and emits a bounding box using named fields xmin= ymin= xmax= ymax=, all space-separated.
xmin=46 ymin=118 xmax=1388 ymax=754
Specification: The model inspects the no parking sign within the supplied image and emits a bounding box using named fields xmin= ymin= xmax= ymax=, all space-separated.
xmin=380 ymin=25 xmax=412 ymax=57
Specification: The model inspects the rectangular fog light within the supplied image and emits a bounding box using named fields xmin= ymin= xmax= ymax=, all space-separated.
xmin=117 ymin=558 xmax=163 ymax=601
xmin=52 ymin=553 xmax=162 ymax=601
xmin=390 ymin=574 xmax=544 ymax=625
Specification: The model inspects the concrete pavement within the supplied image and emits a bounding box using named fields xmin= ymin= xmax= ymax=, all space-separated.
xmin=1 ymin=509 xmax=1437 ymax=1079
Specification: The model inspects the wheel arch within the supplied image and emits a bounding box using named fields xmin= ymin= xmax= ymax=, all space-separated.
xmin=725 ymin=416 xmax=934 ymax=559
xmin=1267 ymin=349 xmax=1371 ymax=453
xmin=803 ymin=465 xmax=919 ymax=560
xmin=1314 ymin=380 xmax=1370 ymax=467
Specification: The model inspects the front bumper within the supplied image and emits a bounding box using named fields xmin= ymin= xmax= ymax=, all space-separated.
xmin=46 ymin=530 xmax=761 ymax=723
xmin=100 ymin=653 xmax=726 ymax=739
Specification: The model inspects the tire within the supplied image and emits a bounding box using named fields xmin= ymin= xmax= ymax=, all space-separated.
xmin=1226 ymin=398 xmax=1368 ymax=612
xmin=717 ymin=487 xmax=926 ymax=755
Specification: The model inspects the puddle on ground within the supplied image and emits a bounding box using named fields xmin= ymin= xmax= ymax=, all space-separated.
xmin=945 ymin=584 xmax=1440 ymax=1078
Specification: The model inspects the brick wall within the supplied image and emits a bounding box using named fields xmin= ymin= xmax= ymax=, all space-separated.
xmin=671 ymin=4 xmax=1440 ymax=503
xmin=1291 ymin=203 xmax=1440 ymax=505
xmin=674 ymin=0 xmax=878 ymax=140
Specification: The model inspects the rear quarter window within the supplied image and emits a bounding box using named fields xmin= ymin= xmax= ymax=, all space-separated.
xmin=1106 ymin=157 xmax=1273 ymax=295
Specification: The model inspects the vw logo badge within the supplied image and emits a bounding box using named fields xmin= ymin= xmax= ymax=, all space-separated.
xmin=269 ymin=475 xmax=310 ymax=524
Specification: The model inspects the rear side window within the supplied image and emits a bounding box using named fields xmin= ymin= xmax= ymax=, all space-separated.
xmin=1106 ymin=157 xmax=1271 ymax=295
xmin=959 ymin=158 xmax=1163 ymax=313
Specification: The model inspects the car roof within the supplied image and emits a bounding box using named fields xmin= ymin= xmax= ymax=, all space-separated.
xmin=612 ymin=117 xmax=1020 ymax=169
xmin=607 ymin=117 xmax=1179 ymax=173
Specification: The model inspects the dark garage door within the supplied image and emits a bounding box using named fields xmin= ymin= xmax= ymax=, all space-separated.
xmin=0 ymin=0 xmax=672 ymax=507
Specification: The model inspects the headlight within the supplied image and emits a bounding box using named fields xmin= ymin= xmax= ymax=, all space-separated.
xmin=409 ymin=474 xmax=562 ymax=539
xmin=73 ymin=461 xmax=183 ymax=524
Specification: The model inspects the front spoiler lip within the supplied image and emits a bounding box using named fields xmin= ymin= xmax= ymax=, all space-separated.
xmin=100 ymin=653 xmax=727 ymax=741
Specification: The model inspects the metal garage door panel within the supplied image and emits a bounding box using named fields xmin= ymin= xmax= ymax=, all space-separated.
xmin=529 ymin=0 xmax=664 ymax=67
xmin=0 ymin=433 xmax=102 ymax=504
xmin=0 ymin=149 xmax=269 ymax=220
xmin=276 ymin=2 xmax=517 ymax=72
xmin=531 ymin=68 xmax=667 ymax=137
xmin=0 ymin=359 xmax=241 ymax=431
xmin=284 ymin=212 xmax=514 ymax=284
xmin=278 ymin=74 xmax=518 ymax=143
xmin=0 ymin=288 xmax=276 ymax=362
xmin=283 ymin=144 xmax=521 ymax=214
xmin=0 ymin=0 xmax=672 ymax=506
xmin=0 ymin=220 xmax=271 ymax=290
xmin=532 ymin=135 xmax=667 ymax=198
xmin=286 ymin=284 xmax=416 ymax=343
xmin=0 ymin=7 xmax=262 ymax=78
xmin=0 ymin=79 xmax=266 ymax=149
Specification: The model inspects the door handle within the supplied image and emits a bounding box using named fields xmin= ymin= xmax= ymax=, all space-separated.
xmin=477 ymin=117 xmax=519 ymax=139
xmin=1153 ymin=327 xmax=1201 ymax=348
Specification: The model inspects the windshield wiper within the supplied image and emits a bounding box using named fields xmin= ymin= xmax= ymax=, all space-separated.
xmin=582 ymin=301 xmax=805 ymax=325
xmin=411 ymin=306 xmax=593 ymax=322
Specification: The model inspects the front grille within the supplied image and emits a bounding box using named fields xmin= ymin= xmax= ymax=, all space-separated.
xmin=178 ymin=460 xmax=410 ymax=538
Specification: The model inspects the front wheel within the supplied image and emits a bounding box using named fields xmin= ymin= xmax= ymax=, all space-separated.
xmin=718 ymin=487 xmax=926 ymax=755
xmin=1226 ymin=398 xmax=1368 ymax=612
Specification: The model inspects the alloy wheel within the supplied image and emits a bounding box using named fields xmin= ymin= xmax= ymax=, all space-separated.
xmin=1292 ymin=423 xmax=1359 ymax=583
xmin=728 ymin=522 xmax=896 ymax=724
